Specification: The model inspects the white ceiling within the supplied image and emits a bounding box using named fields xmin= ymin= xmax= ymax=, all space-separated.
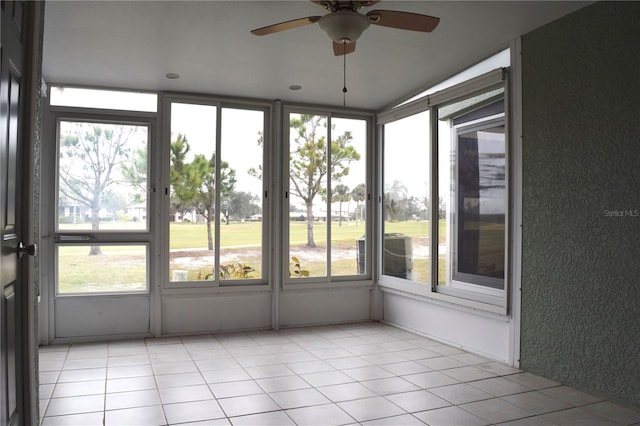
xmin=42 ymin=1 xmax=589 ymax=111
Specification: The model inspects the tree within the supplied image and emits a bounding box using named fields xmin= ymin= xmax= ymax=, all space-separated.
xmin=59 ymin=122 xmax=142 ymax=255
xmin=332 ymin=184 xmax=350 ymax=226
xmin=289 ymin=115 xmax=360 ymax=247
xmin=121 ymin=147 xmax=147 ymax=204
xmin=225 ymin=191 xmax=261 ymax=222
xmin=351 ymin=183 xmax=366 ymax=224
xmin=187 ymin=153 xmax=236 ymax=250
xmin=169 ymin=134 xmax=200 ymax=220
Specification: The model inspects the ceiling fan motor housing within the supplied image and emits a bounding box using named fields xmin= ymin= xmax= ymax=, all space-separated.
xmin=318 ymin=10 xmax=370 ymax=43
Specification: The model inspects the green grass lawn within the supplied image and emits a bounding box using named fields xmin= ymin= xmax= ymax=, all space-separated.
xmin=58 ymin=220 xmax=443 ymax=292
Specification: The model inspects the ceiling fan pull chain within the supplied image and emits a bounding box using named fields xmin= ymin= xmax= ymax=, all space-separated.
xmin=343 ymin=41 xmax=347 ymax=107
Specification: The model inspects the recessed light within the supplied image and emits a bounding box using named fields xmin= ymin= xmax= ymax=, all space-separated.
xmin=289 ymin=85 xmax=302 ymax=91
xmin=165 ymin=73 xmax=180 ymax=79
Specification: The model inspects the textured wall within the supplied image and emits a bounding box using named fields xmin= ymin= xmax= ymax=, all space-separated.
xmin=521 ymin=1 xmax=640 ymax=408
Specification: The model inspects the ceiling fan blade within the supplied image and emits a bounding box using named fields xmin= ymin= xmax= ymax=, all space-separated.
xmin=333 ymin=41 xmax=356 ymax=56
xmin=251 ymin=16 xmax=321 ymax=36
xmin=366 ymin=10 xmax=440 ymax=32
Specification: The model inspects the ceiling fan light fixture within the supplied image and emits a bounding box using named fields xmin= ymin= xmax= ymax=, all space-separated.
xmin=318 ymin=10 xmax=370 ymax=43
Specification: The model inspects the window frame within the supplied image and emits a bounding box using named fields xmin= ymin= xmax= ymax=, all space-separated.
xmin=377 ymin=68 xmax=511 ymax=315
xmin=282 ymin=105 xmax=375 ymax=289
xmin=48 ymin=93 xmax=158 ymax=298
xmin=162 ymin=95 xmax=271 ymax=289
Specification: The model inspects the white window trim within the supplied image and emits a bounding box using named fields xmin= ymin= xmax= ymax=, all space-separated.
xmin=377 ymin=67 xmax=511 ymax=315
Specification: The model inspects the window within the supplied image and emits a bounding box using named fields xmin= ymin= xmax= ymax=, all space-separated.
xmin=378 ymin=66 xmax=509 ymax=312
xmin=286 ymin=111 xmax=369 ymax=281
xmin=168 ymin=101 xmax=266 ymax=285
xmin=437 ymin=88 xmax=507 ymax=306
xmin=382 ymin=111 xmax=430 ymax=284
xmin=55 ymin=119 xmax=152 ymax=294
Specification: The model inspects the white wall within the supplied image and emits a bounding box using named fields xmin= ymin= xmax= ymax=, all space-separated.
xmin=382 ymin=290 xmax=512 ymax=362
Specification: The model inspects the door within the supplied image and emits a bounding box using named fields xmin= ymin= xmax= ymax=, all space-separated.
xmin=1 ymin=2 xmax=30 ymax=425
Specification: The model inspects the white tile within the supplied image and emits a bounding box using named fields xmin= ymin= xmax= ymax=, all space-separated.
xmin=440 ymin=366 xmax=497 ymax=382
xmin=257 ymin=375 xmax=311 ymax=393
xmin=218 ymin=394 xmax=280 ymax=417
xmin=202 ymin=368 xmax=251 ymax=384
xmin=360 ymin=377 xmax=420 ymax=395
xmin=107 ymin=364 xmax=154 ymax=379
xmin=361 ymin=414 xmax=425 ymax=426
xmin=476 ymin=361 xmax=522 ymax=376
xmin=361 ymin=352 xmax=408 ymax=365
xmin=418 ymin=356 xmax=467 ymax=371
xmin=195 ymin=358 xmax=242 ymax=372
xmin=159 ymin=384 xmax=214 ymax=404
xmin=52 ymin=379 xmax=105 ymax=398
xmin=381 ymin=361 xmax=431 ymax=376
xmin=40 ymin=371 xmax=61 ymax=384
xmin=540 ymin=385 xmax=603 ymax=406
xmin=269 ymin=388 xmax=331 ymax=409
xmin=106 ymin=376 xmax=157 ymax=393
xmin=325 ymin=356 xmax=372 ymax=370
xmin=413 ymin=406 xmax=488 ymax=426
xmin=430 ymin=383 xmax=494 ymax=405
xmin=403 ymin=371 xmax=460 ymax=388
xmin=62 ymin=358 xmax=107 ymax=370
xmin=385 ymin=390 xmax=451 ymax=412
xmin=107 ymin=355 xmax=150 ymax=367
xmin=39 ymin=383 xmax=55 ymax=400
xmin=286 ymin=403 xmax=355 ymax=426
xmin=106 ymin=389 xmax=161 ymax=410
xmin=338 ymin=396 xmax=405 ymax=422
xmin=504 ymin=373 xmax=560 ymax=390
xmin=57 ymin=368 xmax=106 ymax=383
xmin=209 ymin=380 xmax=264 ymax=398
xmin=104 ymin=405 xmax=166 ymax=426
xmin=580 ymin=401 xmax=640 ymax=424
xmin=300 ymin=370 xmax=354 ymax=387
xmin=245 ymin=364 xmax=295 ymax=379
xmin=155 ymin=372 xmax=205 ymax=388
xmin=41 ymin=412 xmax=104 ymax=426
xmin=230 ymin=411 xmax=295 ymax=425
xmin=286 ymin=360 xmax=334 ymax=375
xmin=541 ymin=407 xmax=620 ymax=426
xmin=163 ymin=400 xmax=226 ymax=424
xmin=502 ymin=390 xmax=573 ymax=415
xmin=152 ymin=360 xmax=198 ymax=375
xmin=46 ymin=395 xmax=104 ymax=417
xmin=317 ymin=382 xmax=378 ymax=402
xmin=342 ymin=365 xmax=395 ymax=381
xmin=468 ymin=376 xmax=533 ymax=397
xmin=460 ymin=398 xmax=532 ymax=424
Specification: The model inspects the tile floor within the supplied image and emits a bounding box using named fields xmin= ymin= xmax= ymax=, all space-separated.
xmin=38 ymin=322 xmax=640 ymax=425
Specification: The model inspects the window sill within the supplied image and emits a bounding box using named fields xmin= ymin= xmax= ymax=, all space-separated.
xmin=378 ymin=277 xmax=508 ymax=318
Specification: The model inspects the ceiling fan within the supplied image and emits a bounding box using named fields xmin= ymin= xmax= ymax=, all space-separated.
xmin=251 ymin=1 xmax=440 ymax=56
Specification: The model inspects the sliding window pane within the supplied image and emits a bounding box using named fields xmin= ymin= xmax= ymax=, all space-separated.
xmin=57 ymin=245 xmax=147 ymax=294
xmin=438 ymin=90 xmax=506 ymax=291
xmin=57 ymin=121 xmax=149 ymax=232
xmin=288 ymin=114 xmax=328 ymax=278
xmin=169 ymin=103 xmax=217 ymax=282
xmin=219 ymin=108 xmax=264 ymax=280
xmin=330 ymin=117 xmax=366 ymax=276
xmin=382 ymin=111 xmax=430 ymax=283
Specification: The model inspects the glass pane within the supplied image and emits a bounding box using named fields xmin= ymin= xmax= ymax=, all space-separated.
xmin=382 ymin=111 xmax=430 ymax=283
xmin=438 ymin=95 xmax=506 ymax=290
xmin=288 ymin=114 xmax=328 ymax=278
xmin=330 ymin=117 xmax=367 ymax=276
xmin=50 ymin=86 xmax=157 ymax=112
xmin=169 ymin=103 xmax=218 ymax=282
xmin=57 ymin=121 xmax=149 ymax=231
xmin=219 ymin=108 xmax=264 ymax=280
xmin=57 ymin=245 xmax=147 ymax=294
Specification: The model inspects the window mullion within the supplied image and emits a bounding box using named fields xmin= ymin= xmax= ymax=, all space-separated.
xmin=326 ymin=114 xmax=332 ymax=281
xmin=214 ymin=105 xmax=222 ymax=285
